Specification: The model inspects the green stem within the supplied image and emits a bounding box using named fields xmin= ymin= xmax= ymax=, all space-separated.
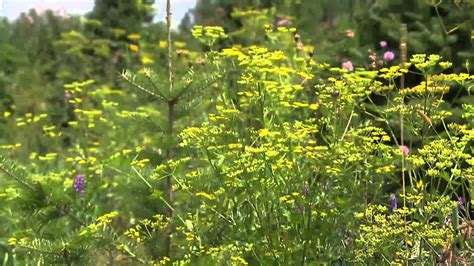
xmin=164 ymin=0 xmax=175 ymax=258
xmin=164 ymin=100 xmax=175 ymax=257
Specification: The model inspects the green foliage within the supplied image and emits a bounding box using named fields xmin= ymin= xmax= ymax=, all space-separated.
xmin=88 ymin=0 xmax=155 ymax=33
xmin=191 ymin=0 xmax=473 ymax=71
xmin=0 ymin=1 xmax=473 ymax=265
xmin=355 ymin=195 xmax=457 ymax=263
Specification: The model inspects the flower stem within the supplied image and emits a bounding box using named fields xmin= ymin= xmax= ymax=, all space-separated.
xmin=164 ymin=0 xmax=175 ymax=258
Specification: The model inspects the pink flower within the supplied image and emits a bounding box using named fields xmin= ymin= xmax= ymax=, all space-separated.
xmin=277 ymin=18 xmax=289 ymax=26
xmin=384 ymin=51 xmax=395 ymax=61
xmin=345 ymin=29 xmax=355 ymax=38
xmin=379 ymin=40 xmax=387 ymax=48
xmin=399 ymin=145 xmax=409 ymax=156
xmin=341 ymin=61 xmax=354 ymax=71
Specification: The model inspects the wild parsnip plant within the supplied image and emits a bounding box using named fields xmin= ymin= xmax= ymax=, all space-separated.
xmin=0 ymin=7 xmax=473 ymax=266
xmin=177 ymin=21 xmax=473 ymax=264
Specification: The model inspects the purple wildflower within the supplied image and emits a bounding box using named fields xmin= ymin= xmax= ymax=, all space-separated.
xmin=459 ymin=196 xmax=465 ymax=208
xmin=73 ymin=174 xmax=85 ymax=194
xmin=302 ymin=183 xmax=309 ymax=196
xmin=341 ymin=61 xmax=354 ymax=71
xmin=391 ymin=194 xmax=397 ymax=212
xmin=384 ymin=51 xmax=395 ymax=61
xmin=399 ymin=145 xmax=409 ymax=156
xmin=379 ymin=40 xmax=387 ymax=48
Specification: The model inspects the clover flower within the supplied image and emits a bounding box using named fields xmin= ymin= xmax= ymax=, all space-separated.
xmin=384 ymin=51 xmax=395 ymax=61
xmin=399 ymin=145 xmax=409 ymax=156
xmin=341 ymin=61 xmax=354 ymax=71
xmin=73 ymin=174 xmax=85 ymax=194
xmin=379 ymin=40 xmax=387 ymax=48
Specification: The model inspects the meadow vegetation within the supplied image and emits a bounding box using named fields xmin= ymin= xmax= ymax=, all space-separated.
xmin=0 ymin=0 xmax=473 ymax=264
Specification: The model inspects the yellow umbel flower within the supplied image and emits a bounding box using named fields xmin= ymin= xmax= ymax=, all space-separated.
xmin=129 ymin=44 xmax=139 ymax=52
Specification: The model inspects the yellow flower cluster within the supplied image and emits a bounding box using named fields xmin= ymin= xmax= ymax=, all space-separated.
xmin=192 ymin=25 xmax=227 ymax=46
xmin=80 ymin=211 xmax=119 ymax=236
xmin=196 ymin=192 xmax=215 ymax=200
xmin=124 ymin=214 xmax=170 ymax=243
xmin=14 ymin=113 xmax=48 ymax=127
xmin=0 ymin=143 xmax=21 ymax=150
xmin=356 ymin=196 xmax=455 ymax=261
xmin=431 ymin=73 xmax=473 ymax=82
xmin=410 ymin=54 xmax=450 ymax=72
xmin=378 ymin=66 xmax=408 ymax=80
xmin=400 ymin=81 xmax=449 ymax=95
xmin=278 ymin=192 xmax=300 ymax=204
xmin=131 ymin=158 xmax=150 ymax=168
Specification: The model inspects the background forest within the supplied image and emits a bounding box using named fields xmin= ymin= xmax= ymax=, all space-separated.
xmin=0 ymin=0 xmax=473 ymax=264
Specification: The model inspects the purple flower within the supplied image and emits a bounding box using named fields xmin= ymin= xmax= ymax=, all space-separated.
xmin=73 ymin=175 xmax=85 ymax=194
xmin=379 ymin=40 xmax=387 ymax=48
xmin=459 ymin=196 xmax=465 ymax=208
xmin=383 ymin=51 xmax=395 ymax=61
xmin=302 ymin=183 xmax=309 ymax=196
xmin=341 ymin=61 xmax=354 ymax=71
xmin=391 ymin=194 xmax=397 ymax=212
xmin=399 ymin=145 xmax=409 ymax=156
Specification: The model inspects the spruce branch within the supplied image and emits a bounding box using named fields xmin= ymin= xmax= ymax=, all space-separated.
xmin=0 ymin=156 xmax=84 ymax=227
xmin=173 ymin=71 xmax=220 ymax=102
xmin=0 ymin=155 xmax=37 ymax=192
xmin=120 ymin=69 xmax=165 ymax=100
xmin=142 ymin=69 xmax=169 ymax=101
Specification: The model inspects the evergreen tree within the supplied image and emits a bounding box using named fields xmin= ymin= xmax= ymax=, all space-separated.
xmin=87 ymin=0 xmax=155 ymax=34
xmin=179 ymin=13 xmax=192 ymax=33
